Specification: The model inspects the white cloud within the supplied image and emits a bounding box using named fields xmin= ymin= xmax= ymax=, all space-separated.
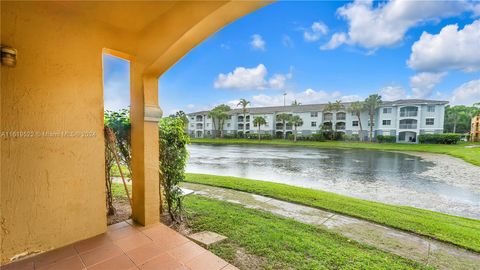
xmin=326 ymin=0 xmax=474 ymax=50
xmin=451 ymin=79 xmax=480 ymax=105
xmin=408 ymin=20 xmax=480 ymax=72
xmin=282 ymin=35 xmax=294 ymax=48
xmin=320 ymin=32 xmax=348 ymax=50
xmin=250 ymin=34 xmax=266 ymax=51
xmin=213 ymin=64 xmax=292 ymax=90
xmin=409 ymin=72 xmax=447 ymax=98
xmin=303 ymin=21 xmax=329 ymax=42
xmin=379 ymin=85 xmax=407 ymax=101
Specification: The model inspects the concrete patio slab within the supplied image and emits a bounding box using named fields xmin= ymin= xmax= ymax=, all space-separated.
xmin=2 ymin=221 xmax=238 ymax=270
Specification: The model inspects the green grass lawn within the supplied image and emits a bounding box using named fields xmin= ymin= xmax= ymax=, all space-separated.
xmin=185 ymin=195 xmax=432 ymax=270
xmin=185 ymin=173 xmax=480 ymax=253
xmin=111 ymin=182 xmax=131 ymax=197
xmin=190 ymin=138 xmax=480 ymax=166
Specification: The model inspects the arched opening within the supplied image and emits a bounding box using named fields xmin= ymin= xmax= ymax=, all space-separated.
xmin=398 ymin=131 xmax=417 ymax=143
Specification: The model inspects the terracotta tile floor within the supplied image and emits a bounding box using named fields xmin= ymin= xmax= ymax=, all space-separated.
xmin=2 ymin=220 xmax=237 ymax=270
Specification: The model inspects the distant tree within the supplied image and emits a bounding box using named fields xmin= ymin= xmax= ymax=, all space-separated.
xmin=291 ymin=99 xmax=302 ymax=106
xmin=253 ymin=116 xmax=267 ymax=140
xmin=207 ymin=110 xmax=219 ymax=137
xmin=210 ymin=104 xmax=231 ymax=138
xmin=170 ymin=110 xmax=188 ymax=129
xmin=276 ymin=113 xmax=291 ymax=140
xmin=445 ymin=105 xmax=470 ymax=133
xmin=288 ymin=115 xmax=303 ymax=142
xmin=324 ymin=100 xmax=344 ymax=140
xmin=347 ymin=101 xmax=365 ymax=141
xmin=364 ymin=94 xmax=382 ymax=142
xmin=237 ymin=99 xmax=250 ymax=137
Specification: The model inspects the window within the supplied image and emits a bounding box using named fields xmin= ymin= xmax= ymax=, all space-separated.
xmin=351 ymin=111 xmax=356 ymax=116
xmin=352 ymin=121 xmax=359 ymax=127
xmin=427 ymin=106 xmax=435 ymax=112
xmin=190 ymin=124 xmax=194 ymax=128
xmin=227 ymin=123 xmax=231 ymax=128
xmin=382 ymin=120 xmax=391 ymax=126
xmin=206 ymin=123 xmax=210 ymax=127
xmin=311 ymin=112 xmax=318 ymax=117
xmin=311 ymin=121 xmax=317 ymax=127
xmin=383 ymin=108 xmax=392 ymax=114
xmin=368 ymin=120 xmax=374 ymax=127
xmin=426 ymin=118 xmax=434 ymax=125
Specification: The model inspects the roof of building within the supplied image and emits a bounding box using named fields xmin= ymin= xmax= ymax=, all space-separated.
xmin=187 ymin=99 xmax=448 ymax=115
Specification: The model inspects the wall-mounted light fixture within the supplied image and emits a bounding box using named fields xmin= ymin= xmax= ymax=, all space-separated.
xmin=1 ymin=45 xmax=17 ymax=67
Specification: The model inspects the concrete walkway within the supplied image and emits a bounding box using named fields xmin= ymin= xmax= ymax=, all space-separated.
xmin=183 ymin=182 xmax=480 ymax=270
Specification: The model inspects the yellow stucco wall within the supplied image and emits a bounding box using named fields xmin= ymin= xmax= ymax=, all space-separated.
xmin=1 ymin=1 xmax=269 ymax=264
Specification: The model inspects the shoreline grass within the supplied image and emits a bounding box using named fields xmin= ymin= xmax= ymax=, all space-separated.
xmin=190 ymin=138 xmax=480 ymax=166
xmin=185 ymin=173 xmax=480 ymax=253
xmin=185 ymin=195 xmax=431 ymax=270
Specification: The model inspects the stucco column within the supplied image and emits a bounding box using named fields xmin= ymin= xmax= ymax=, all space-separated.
xmin=130 ymin=62 xmax=161 ymax=226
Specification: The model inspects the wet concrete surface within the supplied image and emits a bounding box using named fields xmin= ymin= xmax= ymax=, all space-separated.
xmin=183 ymin=182 xmax=480 ymax=270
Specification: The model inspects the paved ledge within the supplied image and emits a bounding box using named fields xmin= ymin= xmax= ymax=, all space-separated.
xmin=2 ymin=220 xmax=238 ymax=270
xmin=183 ymin=182 xmax=480 ymax=270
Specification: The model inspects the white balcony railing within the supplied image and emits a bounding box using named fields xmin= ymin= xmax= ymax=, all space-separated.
xmin=399 ymin=124 xmax=417 ymax=129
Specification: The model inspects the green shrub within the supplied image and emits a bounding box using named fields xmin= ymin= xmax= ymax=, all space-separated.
xmin=246 ymin=133 xmax=272 ymax=140
xmin=159 ymin=117 xmax=190 ymax=222
xmin=418 ymin=133 xmax=461 ymax=144
xmin=344 ymin=134 xmax=360 ymax=142
xmin=311 ymin=133 xmax=325 ymax=141
xmin=376 ymin=135 xmax=396 ymax=143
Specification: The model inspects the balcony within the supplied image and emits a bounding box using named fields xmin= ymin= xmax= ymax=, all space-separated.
xmin=336 ymin=112 xmax=346 ymax=121
xmin=400 ymin=107 xmax=418 ymax=117
xmin=399 ymin=124 xmax=417 ymax=129
xmin=195 ymin=124 xmax=203 ymax=129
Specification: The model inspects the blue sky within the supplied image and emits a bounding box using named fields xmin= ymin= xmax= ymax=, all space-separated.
xmin=104 ymin=0 xmax=480 ymax=114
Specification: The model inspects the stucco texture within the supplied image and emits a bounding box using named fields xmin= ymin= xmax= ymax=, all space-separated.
xmin=1 ymin=1 xmax=269 ymax=264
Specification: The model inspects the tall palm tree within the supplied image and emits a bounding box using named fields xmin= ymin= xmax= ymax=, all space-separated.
xmin=207 ymin=109 xmax=218 ymax=138
xmin=347 ymin=101 xmax=364 ymax=141
xmin=288 ymin=115 xmax=303 ymax=142
xmin=324 ymin=100 xmax=343 ymax=140
xmin=237 ymin=99 xmax=250 ymax=137
xmin=216 ymin=104 xmax=231 ymax=138
xmin=276 ymin=113 xmax=291 ymax=139
xmin=364 ymin=94 xmax=382 ymax=142
xmin=253 ymin=116 xmax=267 ymax=140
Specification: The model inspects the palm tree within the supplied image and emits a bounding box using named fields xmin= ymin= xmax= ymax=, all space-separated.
xmin=324 ymin=100 xmax=343 ymax=140
xmin=216 ymin=104 xmax=231 ymax=138
xmin=347 ymin=101 xmax=364 ymax=141
xmin=291 ymin=99 xmax=301 ymax=106
xmin=276 ymin=113 xmax=291 ymax=139
xmin=288 ymin=115 xmax=303 ymax=142
xmin=253 ymin=116 xmax=267 ymax=140
xmin=237 ymin=99 xmax=250 ymax=137
xmin=207 ymin=109 xmax=218 ymax=137
xmin=364 ymin=94 xmax=382 ymax=142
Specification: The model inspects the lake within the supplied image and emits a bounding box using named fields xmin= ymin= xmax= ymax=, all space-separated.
xmin=186 ymin=144 xmax=480 ymax=219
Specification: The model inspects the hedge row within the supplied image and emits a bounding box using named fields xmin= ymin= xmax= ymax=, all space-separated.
xmin=418 ymin=133 xmax=461 ymax=144
xmin=376 ymin=135 xmax=396 ymax=143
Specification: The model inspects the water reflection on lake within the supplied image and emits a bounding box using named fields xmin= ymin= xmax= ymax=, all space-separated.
xmin=186 ymin=144 xmax=480 ymax=219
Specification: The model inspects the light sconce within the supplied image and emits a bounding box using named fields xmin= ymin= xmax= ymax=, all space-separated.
xmin=1 ymin=45 xmax=17 ymax=67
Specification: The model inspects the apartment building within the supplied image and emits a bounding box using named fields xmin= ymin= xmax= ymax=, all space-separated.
xmin=187 ymin=99 xmax=447 ymax=143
